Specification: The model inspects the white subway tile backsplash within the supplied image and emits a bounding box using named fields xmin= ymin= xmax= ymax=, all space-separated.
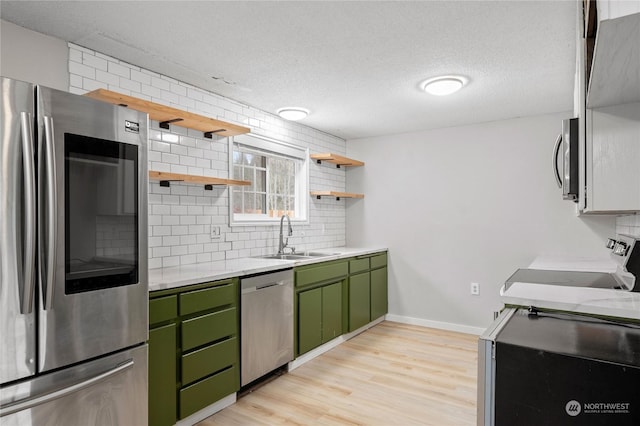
xmin=107 ymin=61 xmax=130 ymax=78
xmin=69 ymin=61 xmax=96 ymax=79
xmin=69 ymin=43 xmax=348 ymax=269
xmin=616 ymin=215 xmax=640 ymax=237
xmin=120 ymin=78 xmax=141 ymax=93
xmin=82 ymin=52 xmax=108 ymax=71
xmin=151 ymin=76 xmax=171 ymax=91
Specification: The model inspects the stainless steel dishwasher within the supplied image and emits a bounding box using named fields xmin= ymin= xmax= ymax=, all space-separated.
xmin=240 ymin=269 xmax=294 ymax=386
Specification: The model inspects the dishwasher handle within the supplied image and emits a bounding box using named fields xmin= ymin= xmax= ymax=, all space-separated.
xmin=242 ymin=281 xmax=286 ymax=294
xmin=240 ymin=269 xmax=294 ymax=295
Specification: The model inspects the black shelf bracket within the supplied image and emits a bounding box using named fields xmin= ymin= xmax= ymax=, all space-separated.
xmin=159 ymin=118 xmax=184 ymax=129
xmin=158 ymin=179 xmax=183 ymax=188
xmin=204 ymin=129 xmax=226 ymax=139
xmin=158 ymin=180 xmax=220 ymax=190
xmin=315 ymin=159 xmax=342 ymax=168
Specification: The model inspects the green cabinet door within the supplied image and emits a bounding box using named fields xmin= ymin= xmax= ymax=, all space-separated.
xmin=370 ymin=267 xmax=388 ymax=320
xmin=349 ymin=272 xmax=371 ymax=332
xmin=321 ymin=282 xmax=342 ymax=343
xmin=149 ymin=323 xmax=177 ymax=426
xmin=298 ymin=287 xmax=322 ymax=355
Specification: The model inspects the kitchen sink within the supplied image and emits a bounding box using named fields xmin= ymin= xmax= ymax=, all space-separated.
xmin=255 ymin=252 xmax=339 ymax=260
xmin=297 ymin=251 xmax=339 ymax=257
xmin=259 ymin=254 xmax=310 ymax=260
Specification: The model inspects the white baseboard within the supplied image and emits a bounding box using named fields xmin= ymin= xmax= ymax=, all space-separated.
xmin=175 ymin=393 xmax=236 ymax=426
xmin=385 ymin=314 xmax=485 ymax=336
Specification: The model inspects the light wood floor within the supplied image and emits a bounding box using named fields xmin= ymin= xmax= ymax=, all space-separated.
xmin=198 ymin=321 xmax=478 ymax=425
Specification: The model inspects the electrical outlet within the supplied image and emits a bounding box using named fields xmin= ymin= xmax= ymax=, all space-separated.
xmin=470 ymin=282 xmax=480 ymax=296
xmin=210 ymin=226 xmax=221 ymax=239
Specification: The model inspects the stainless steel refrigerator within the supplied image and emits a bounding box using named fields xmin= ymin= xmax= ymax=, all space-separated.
xmin=1 ymin=77 xmax=149 ymax=425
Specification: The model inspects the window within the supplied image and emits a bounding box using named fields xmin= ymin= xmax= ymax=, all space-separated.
xmin=229 ymin=134 xmax=308 ymax=225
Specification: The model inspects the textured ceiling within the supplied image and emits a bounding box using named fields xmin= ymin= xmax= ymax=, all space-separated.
xmin=0 ymin=1 xmax=577 ymax=140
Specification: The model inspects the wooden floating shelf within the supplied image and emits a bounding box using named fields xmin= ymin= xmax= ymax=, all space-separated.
xmin=85 ymin=89 xmax=250 ymax=138
xmin=149 ymin=171 xmax=250 ymax=190
xmin=310 ymin=153 xmax=364 ymax=168
xmin=310 ymin=191 xmax=364 ymax=201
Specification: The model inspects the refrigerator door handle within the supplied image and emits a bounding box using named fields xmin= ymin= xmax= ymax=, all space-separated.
xmin=0 ymin=359 xmax=134 ymax=417
xmin=20 ymin=112 xmax=36 ymax=315
xmin=41 ymin=116 xmax=57 ymax=310
xmin=552 ymin=133 xmax=563 ymax=189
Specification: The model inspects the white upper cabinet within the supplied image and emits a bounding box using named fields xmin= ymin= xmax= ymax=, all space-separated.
xmin=584 ymin=103 xmax=640 ymax=213
xmin=596 ymin=0 xmax=640 ymax=21
xmin=578 ymin=1 xmax=640 ymax=214
xmin=587 ymin=2 xmax=640 ymax=108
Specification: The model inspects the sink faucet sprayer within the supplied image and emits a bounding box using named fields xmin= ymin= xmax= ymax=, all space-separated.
xmin=278 ymin=214 xmax=293 ymax=254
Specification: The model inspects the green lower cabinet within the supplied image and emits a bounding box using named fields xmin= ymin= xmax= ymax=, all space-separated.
xmin=370 ymin=267 xmax=388 ymax=320
xmin=348 ymin=272 xmax=371 ymax=332
xmin=149 ymin=278 xmax=239 ymax=425
xmin=298 ymin=287 xmax=323 ymax=355
xmin=179 ymin=366 xmax=238 ymax=419
xmin=149 ymin=323 xmax=177 ymax=426
xmin=321 ymin=282 xmax=342 ymax=343
xmin=296 ymin=280 xmax=344 ymax=356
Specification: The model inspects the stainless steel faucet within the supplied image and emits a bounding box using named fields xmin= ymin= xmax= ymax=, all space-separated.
xmin=278 ymin=214 xmax=293 ymax=254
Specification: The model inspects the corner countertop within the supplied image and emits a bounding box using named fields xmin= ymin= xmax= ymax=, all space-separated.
xmin=148 ymin=246 xmax=387 ymax=292
xmin=500 ymin=254 xmax=640 ymax=321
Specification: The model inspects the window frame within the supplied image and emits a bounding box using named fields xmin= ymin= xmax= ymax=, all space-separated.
xmin=228 ymin=134 xmax=309 ymax=226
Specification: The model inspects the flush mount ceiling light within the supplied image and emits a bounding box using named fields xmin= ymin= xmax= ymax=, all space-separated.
xmin=421 ymin=76 xmax=468 ymax=96
xmin=277 ymin=107 xmax=309 ymax=121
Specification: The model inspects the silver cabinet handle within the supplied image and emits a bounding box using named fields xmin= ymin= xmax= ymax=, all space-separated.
xmin=552 ymin=134 xmax=562 ymax=189
xmin=20 ymin=112 xmax=36 ymax=315
xmin=0 ymin=360 xmax=134 ymax=417
xmin=41 ymin=116 xmax=57 ymax=310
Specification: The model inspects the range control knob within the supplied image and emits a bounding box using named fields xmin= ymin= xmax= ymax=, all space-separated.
xmin=606 ymin=238 xmax=617 ymax=249
xmin=613 ymin=241 xmax=628 ymax=256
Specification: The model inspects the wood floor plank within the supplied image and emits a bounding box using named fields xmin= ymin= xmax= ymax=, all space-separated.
xmin=198 ymin=321 xmax=478 ymax=425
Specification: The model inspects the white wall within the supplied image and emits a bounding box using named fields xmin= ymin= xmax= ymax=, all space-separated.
xmin=346 ymin=113 xmax=616 ymax=329
xmin=0 ymin=19 xmax=68 ymax=90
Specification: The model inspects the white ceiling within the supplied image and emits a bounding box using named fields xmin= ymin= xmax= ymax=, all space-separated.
xmin=0 ymin=1 xmax=577 ymax=140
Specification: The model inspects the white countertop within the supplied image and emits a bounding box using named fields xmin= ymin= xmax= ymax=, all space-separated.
xmin=501 ymin=282 xmax=640 ymax=320
xmin=500 ymin=254 xmax=640 ymax=320
xmin=148 ymin=246 xmax=387 ymax=292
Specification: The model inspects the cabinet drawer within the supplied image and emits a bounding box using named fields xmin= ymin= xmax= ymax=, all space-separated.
xmin=181 ymin=337 xmax=238 ymax=386
xmin=149 ymin=295 xmax=177 ymax=326
xmin=179 ymin=366 xmax=239 ymax=419
xmin=179 ymin=280 xmax=236 ymax=316
xmin=296 ymin=261 xmax=348 ymax=288
xmin=349 ymin=258 xmax=370 ymax=274
xmin=370 ymin=253 xmax=387 ymax=269
xmin=182 ymin=307 xmax=237 ymax=351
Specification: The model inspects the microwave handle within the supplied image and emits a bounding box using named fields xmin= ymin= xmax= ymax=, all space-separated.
xmin=552 ymin=133 xmax=562 ymax=189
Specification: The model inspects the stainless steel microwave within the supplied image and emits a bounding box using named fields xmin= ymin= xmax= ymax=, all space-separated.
xmin=553 ymin=117 xmax=578 ymax=202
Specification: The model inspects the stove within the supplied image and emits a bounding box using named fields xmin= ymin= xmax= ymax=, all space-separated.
xmin=500 ymin=234 xmax=640 ymax=320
